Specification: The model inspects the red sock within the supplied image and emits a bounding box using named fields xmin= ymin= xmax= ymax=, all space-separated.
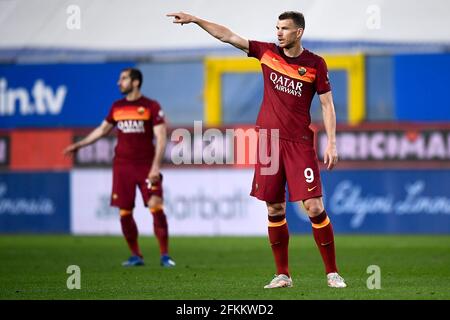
xmin=309 ymin=211 xmax=338 ymax=274
xmin=268 ymin=215 xmax=290 ymax=277
xmin=120 ymin=210 xmax=142 ymax=258
xmin=151 ymin=207 xmax=169 ymax=255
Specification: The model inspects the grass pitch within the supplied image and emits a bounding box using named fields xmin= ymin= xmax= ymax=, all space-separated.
xmin=0 ymin=235 xmax=449 ymax=300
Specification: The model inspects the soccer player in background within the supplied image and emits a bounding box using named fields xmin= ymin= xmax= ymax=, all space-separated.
xmin=63 ymin=68 xmax=176 ymax=268
xmin=167 ymin=11 xmax=346 ymax=288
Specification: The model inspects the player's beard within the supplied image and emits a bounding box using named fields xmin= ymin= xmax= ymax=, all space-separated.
xmin=120 ymin=86 xmax=133 ymax=95
xmin=281 ymin=39 xmax=296 ymax=49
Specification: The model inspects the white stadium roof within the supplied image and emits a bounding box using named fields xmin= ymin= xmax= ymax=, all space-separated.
xmin=1 ymin=0 xmax=449 ymax=61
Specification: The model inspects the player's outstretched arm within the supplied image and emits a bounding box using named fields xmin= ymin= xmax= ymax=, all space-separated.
xmin=167 ymin=12 xmax=249 ymax=53
xmin=63 ymin=120 xmax=114 ymax=156
xmin=319 ymin=91 xmax=338 ymax=170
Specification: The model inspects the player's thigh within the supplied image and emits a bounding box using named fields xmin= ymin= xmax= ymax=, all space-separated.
xmin=250 ymin=133 xmax=286 ymax=203
xmin=111 ymin=163 xmax=137 ymax=210
xmin=251 ymin=159 xmax=286 ymax=203
xmin=282 ymin=141 xmax=322 ymax=202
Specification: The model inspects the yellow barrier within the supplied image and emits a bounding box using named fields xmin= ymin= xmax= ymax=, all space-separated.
xmin=204 ymin=54 xmax=365 ymax=125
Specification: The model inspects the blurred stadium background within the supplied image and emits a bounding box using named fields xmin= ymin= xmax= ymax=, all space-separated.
xmin=0 ymin=0 xmax=449 ymax=299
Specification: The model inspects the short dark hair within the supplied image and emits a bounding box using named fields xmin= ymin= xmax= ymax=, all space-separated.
xmin=278 ymin=11 xmax=305 ymax=29
xmin=123 ymin=68 xmax=143 ymax=88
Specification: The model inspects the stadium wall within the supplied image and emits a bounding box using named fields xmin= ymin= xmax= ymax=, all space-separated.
xmin=0 ymin=171 xmax=70 ymax=233
xmin=1 ymin=56 xmax=449 ymax=234
xmin=394 ymin=53 xmax=450 ymax=121
xmin=70 ymin=168 xmax=267 ymax=236
xmin=1 ymin=55 xmax=448 ymax=129
xmin=0 ymin=124 xmax=449 ymax=234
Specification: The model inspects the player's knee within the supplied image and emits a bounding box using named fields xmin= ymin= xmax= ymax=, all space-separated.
xmin=307 ymin=204 xmax=324 ymax=216
xmin=148 ymin=196 xmax=163 ymax=210
xmin=304 ymin=199 xmax=324 ymax=217
xmin=149 ymin=196 xmax=165 ymax=217
xmin=267 ymin=203 xmax=285 ymax=216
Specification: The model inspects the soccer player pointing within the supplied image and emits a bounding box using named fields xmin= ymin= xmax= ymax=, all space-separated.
xmin=167 ymin=11 xmax=346 ymax=288
xmin=64 ymin=68 xmax=176 ymax=268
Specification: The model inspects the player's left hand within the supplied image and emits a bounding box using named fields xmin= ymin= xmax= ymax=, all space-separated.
xmin=324 ymin=143 xmax=338 ymax=170
xmin=147 ymin=167 xmax=161 ymax=184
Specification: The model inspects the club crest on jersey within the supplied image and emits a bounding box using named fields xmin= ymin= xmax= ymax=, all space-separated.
xmin=137 ymin=106 xmax=145 ymax=115
xmin=298 ymin=67 xmax=307 ymax=76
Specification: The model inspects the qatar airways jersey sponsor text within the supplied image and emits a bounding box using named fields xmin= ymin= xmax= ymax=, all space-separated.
xmin=117 ymin=119 xmax=145 ymax=133
xmin=269 ymin=72 xmax=303 ymax=97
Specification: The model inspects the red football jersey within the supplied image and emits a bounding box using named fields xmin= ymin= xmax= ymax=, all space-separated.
xmin=248 ymin=40 xmax=331 ymax=144
xmin=105 ymin=96 xmax=165 ymax=164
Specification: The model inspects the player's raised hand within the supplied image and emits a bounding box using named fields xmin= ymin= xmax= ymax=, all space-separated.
xmin=166 ymin=12 xmax=196 ymax=25
xmin=324 ymin=143 xmax=338 ymax=170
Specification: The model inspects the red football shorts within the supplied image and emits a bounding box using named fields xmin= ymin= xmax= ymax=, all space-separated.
xmin=111 ymin=162 xmax=163 ymax=210
xmin=250 ymin=133 xmax=322 ymax=203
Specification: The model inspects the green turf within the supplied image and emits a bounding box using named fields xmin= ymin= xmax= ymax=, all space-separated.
xmin=0 ymin=235 xmax=449 ymax=300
